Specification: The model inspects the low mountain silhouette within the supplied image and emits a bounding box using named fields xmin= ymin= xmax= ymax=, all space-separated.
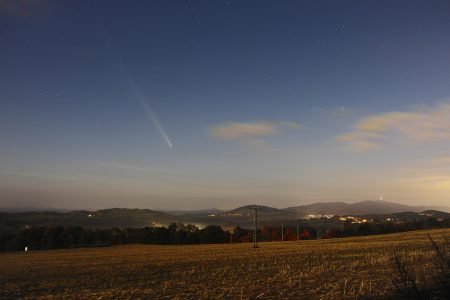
xmin=0 ymin=208 xmax=177 ymax=231
xmin=1 ymin=200 xmax=448 ymax=230
xmin=223 ymin=205 xmax=293 ymax=216
xmin=360 ymin=210 xmax=450 ymax=222
xmin=285 ymin=200 xmax=450 ymax=216
xmin=418 ymin=210 xmax=450 ymax=219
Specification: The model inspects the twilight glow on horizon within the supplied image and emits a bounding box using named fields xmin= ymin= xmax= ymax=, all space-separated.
xmin=1 ymin=1 xmax=450 ymax=210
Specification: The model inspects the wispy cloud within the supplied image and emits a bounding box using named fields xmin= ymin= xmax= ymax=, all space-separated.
xmin=95 ymin=161 xmax=176 ymax=175
xmin=0 ymin=170 xmax=83 ymax=182
xmin=395 ymin=155 xmax=450 ymax=174
xmin=210 ymin=121 xmax=302 ymax=141
xmin=432 ymin=155 xmax=450 ymax=165
xmin=336 ymin=102 xmax=450 ymax=151
xmin=318 ymin=106 xmax=359 ymax=118
xmin=336 ymin=131 xmax=383 ymax=151
xmin=401 ymin=175 xmax=450 ymax=191
xmin=211 ymin=121 xmax=278 ymax=139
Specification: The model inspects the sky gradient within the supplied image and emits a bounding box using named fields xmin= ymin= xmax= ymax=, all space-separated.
xmin=1 ymin=0 xmax=450 ymax=210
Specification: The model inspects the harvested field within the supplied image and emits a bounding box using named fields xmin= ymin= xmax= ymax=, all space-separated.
xmin=1 ymin=228 xmax=449 ymax=299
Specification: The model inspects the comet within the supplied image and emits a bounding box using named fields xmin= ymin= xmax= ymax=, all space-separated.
xmin=127 ymin=76 xmax=173 ymax=149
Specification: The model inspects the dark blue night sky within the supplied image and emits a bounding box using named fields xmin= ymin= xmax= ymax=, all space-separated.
xmin=1 ymin=1 xmax=450 ymax=210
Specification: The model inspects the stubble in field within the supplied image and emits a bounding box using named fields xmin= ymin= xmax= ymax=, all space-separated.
xmin=1 ymin=228 xmax=449 ymax=299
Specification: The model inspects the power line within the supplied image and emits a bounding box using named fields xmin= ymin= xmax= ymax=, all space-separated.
xmin=253 ymin=205 xmax=258 ymax=248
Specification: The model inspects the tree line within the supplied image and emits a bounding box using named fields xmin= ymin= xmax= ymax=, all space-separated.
xmin=0 ymin=217 xmax=448 ymax=252
xmin=0 ymin=223 xmax=316 ymax=252
xmin=324 ymin=217 xmax=450 ymax=238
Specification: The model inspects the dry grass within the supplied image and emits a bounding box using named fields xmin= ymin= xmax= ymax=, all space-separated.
xmin=0 ymin=228 xmax=449 ymax=299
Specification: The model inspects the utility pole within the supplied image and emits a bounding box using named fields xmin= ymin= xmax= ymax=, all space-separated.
xmin=296 ymin=223 xmax=299 ymax=241
xmin=281 ymin=223 xmax=284 ymax=242
xmin=253 ymin=205 xmax=258 ymax=248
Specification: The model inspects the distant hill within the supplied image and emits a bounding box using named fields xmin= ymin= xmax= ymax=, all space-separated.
xmin=1 ymin=200 xmax=449 ymax=231
xmin=360 ymin=210 xmax=450 ymax=222
xmin=285 ymin=202 xmax=350 ymax=216
xmin=418 ymin=210 xmax=450 ymax=219
xmin=165 ymin=208 xmax=224 ymax=216
xmin=0 ymin=208 xmax=177 ymax=231
xmin=181 ymin=205 xmax=299 ymax=229
xmin=222 ymin=205 xmax=293 ymax=217
xmin=221 ymin=205 xmax=300 ymax=221
xmin=285 ymin=200 xmax=450 ymax=216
